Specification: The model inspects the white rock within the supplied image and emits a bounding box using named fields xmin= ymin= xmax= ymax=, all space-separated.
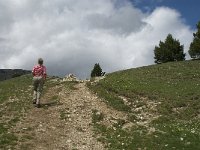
xmin=66 ymin=139 xmax=72 ymax=143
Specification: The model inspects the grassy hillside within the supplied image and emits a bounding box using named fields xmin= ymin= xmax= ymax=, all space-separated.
xmin=0 ymin=74 xmax=61 ymax=149
xmin=0 ymin=74 xmax=33 ymax=149
xmin=1 ymin=60 xmax=200 ymax=149
xmin=88 ymin=60 xmax=200 ymax=150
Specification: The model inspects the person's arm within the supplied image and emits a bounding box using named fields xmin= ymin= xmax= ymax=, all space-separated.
xmin=32 ymin=66 xmax=35 ymax=76
xmin=43 ymin=66 xmax=47 ymax=80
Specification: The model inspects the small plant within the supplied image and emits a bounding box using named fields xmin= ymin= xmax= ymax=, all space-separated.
xmin=76 ymin=127 xmax=84 ymax=132
xmin=59 ymin=110 xmax=69 ymax=120
xmin=128 ymin=113 xmax=138 ymax=123
xmin=92 ymin=109 xmax=104 ymax=124
xmin=50 ymin=95 xmax=59 ymax=101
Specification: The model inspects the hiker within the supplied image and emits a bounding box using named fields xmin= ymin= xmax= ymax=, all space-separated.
xmin=32 ymin=58 xmax=47 ymax=108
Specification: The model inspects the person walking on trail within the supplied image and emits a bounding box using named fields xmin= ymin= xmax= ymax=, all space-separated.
xmin=32 ymin=58 xmax=47 ymax=108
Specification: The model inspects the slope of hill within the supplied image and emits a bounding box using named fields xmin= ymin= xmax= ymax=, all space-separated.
xmin=1 ymin=60 xmax=200 ymax=150
xmin=87 ymin=60 xmax=200 ymax=150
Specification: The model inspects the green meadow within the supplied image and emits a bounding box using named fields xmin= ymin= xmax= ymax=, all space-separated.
xmin=88 ymin=60 xmax=200 ymax=150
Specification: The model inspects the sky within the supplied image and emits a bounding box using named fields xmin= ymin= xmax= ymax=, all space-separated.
xmin=131 ymin=0 xmax=200 ymax=29
xmin=0 ymin=0 xmax=199 ymax=78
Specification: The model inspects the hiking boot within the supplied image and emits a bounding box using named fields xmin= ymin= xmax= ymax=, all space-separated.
xmin=35 ymin=104 xmax=41 ymax=108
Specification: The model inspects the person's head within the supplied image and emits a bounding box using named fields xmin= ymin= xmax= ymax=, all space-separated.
xmin=38 ymin=58 xmax=43 ymax=65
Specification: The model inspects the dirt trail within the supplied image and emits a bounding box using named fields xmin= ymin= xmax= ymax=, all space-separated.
xmin=12 ymin=81 xmax=126 ymax=150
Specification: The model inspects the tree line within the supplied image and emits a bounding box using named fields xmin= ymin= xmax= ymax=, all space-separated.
xmin=154 ymin=21 xmax=200 ymax=63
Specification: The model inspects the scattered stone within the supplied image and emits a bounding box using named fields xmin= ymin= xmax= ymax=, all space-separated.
xmin=110 ymin=119 xmax=118 ymax=124
xmin=63 ymin=73 xmax=78 ymax=81
xmin=66 ymin=139 xmax=72 ymax=143
xmin=186 ymin=142 xmax=191 ymax=145
xmin=180 ymin=137 xmax=184 ymax=141
xmin=148 ymin=127 xmax=156 ymax=134
xmin=122 ymin=122 xmax=134 ymax=130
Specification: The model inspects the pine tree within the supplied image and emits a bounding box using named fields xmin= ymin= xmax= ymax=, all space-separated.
xmin=91 ymin=63 xmax=102 ymax=77
xmin=154 ymin=34 xmax=185 ymax=64
xmin=189 ymin=21 xmax=200 ymax=59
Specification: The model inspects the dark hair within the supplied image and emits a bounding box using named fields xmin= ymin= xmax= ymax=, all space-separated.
xmin=38 ymin=58 xmax=43 ymax=65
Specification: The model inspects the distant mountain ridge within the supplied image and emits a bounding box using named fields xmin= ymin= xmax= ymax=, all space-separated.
xmin=0 ymin=69 xmax=31 ymax=81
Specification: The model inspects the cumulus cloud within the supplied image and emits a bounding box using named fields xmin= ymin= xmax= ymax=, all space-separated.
xmin=0 ymin=0 xmax=194 ymax=78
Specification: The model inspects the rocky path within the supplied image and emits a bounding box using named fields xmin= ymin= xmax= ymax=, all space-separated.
xmin=11 ymin=81 xmax=126 ymax=150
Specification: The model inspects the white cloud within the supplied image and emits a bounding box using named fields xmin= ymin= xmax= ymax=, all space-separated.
xmin=0 ymin=0 xmax=194 ymax=78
